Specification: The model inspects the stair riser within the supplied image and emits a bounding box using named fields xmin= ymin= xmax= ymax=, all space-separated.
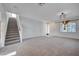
xmin=7 ymin=33 xmax=19 ymax=35
xmin=5 ymin=38 xmax=20 ymax=42
xmin=6 ymin=37 xmax=20 ymax=40
xmin=7 ymin=34 xmax=19 ymax=36
xmin=5 ymin=40 xmax=20 ymax=46
xmin=7 ymin=29 xmax=18 ymax=30
xmin=6 ymin=35 xmax=19 ymax=38
xmin=7 ymin=31 xmax=18 ymax=34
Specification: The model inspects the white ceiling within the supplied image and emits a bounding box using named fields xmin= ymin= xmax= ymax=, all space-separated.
xmin=3 ymin=3 xmax=79 ymax=22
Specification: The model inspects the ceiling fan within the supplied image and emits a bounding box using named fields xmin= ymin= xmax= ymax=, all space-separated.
xmin=38 ymin=3 xmax=45 ymax=6
xmin=56 ymin=12 xmax=79 ymax=25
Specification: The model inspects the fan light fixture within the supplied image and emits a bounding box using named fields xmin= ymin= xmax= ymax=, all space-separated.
xmin=60 ymin=12 xmax=69 ymax=25
xmin=62 ymin=20 xmax=69 ymax=25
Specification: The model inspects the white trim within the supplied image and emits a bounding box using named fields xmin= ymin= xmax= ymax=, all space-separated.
xmin=16 ymin=15 xmax=22 ymax=43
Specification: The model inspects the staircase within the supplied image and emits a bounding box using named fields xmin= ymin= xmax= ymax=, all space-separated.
xmin=5 ymin=18 xmax=20 ymax=46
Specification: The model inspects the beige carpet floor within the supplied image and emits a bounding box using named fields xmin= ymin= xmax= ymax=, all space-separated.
xmin=16 ymin=36 xmax=79 ymax=56
xmin=0 ymin=36 xmax=79 ymax=56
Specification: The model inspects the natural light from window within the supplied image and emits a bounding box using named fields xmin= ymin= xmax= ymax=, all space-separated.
xmin=11 ymin=13 xmax=16 ymax=18
xmin=60 ymin=22 xmax=76 ymax=32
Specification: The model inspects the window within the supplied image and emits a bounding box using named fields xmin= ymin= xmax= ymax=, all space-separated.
xmin=11 ymin=13 xmax=16 ymax=18
xmin=60 ymin=22 xmax=76 ymax=32
xmin=7 ymin=12 xmax=16 ymax=18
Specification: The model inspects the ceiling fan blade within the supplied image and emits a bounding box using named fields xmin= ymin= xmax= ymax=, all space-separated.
xmin=56 ymin=19 xmax=79 ymax=22
xmin=68 ymin=19 xmax=79 ymax=21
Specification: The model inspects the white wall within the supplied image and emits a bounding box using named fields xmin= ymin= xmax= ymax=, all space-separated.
xmin=0 ymin=12 xmax=1 ymax=48
xmin=0 ymin=4 xmax=3 ymax=48
xmin=50 ymin=21 xmax=79 ymax=39
xmin=0 ymin=4 xmax=9 ymax=48
xmin=19 ymin=16 xmax=44 ymax=39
